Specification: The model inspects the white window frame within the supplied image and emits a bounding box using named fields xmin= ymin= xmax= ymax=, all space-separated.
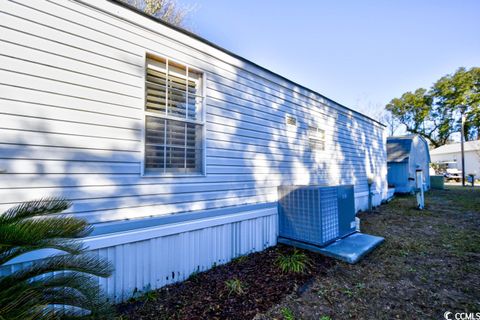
xmin=308 ymin=125 xmax=326 ymax=151
xmin=141 ymin=52 xmax=207 ymax=177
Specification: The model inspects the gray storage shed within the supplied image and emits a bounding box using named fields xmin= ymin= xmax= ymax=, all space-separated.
xmin=387 ymin=135 xmax=430 ymax=193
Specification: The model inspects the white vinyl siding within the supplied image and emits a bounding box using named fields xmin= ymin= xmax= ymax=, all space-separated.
xmin=0 ymin=0 xmax=388 ymax=300
xmin=0 ymin=0 xmax=387 ymax=223
xmin=144 ymin=56 xmax=204 ymax=175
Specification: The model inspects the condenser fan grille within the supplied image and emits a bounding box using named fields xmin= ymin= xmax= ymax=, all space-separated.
xmin=278 ymin=185 xmax=355 ymax=247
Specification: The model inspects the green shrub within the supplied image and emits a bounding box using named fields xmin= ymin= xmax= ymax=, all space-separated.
xmin=280 ymin=306 xmax=295 ymax=320
xmin=0 ymin=198 xmax=113 ymax=319
xmin=276 ymin=249 xmax=311 ymax=273
xmin=225 ymin=278 xmax=245 ymax=296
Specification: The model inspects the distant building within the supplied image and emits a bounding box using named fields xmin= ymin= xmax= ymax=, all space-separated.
xmin=387 ymin=135 xmax=430 ymax=193
xmin=430 ymin=140 xmax=480 ymax=177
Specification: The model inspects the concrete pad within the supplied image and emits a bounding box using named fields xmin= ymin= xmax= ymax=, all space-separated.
xmin=278 ymin=232 xmax=385 ymax=264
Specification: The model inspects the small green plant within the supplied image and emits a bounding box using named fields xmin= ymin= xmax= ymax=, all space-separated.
xmin=129 ymin=284 xmax=159 ymax=303
xmin=320 ymin=316 xmax=332 ymax=320
xmin=398 ymin=249 xmax=409 ymax=257
xmin=225 ymin=278 xmax=245 ymax=296
xmin=317 ymin=288 xmax=325 ymax=296
xmin=232 ymin=254 xmax=248 ymax=264
xmin=280 ymin=306 xmax=295 ymax=320
xmin=341 ymin=287 xmax=354 ymax=297
xmin=276 ymin=249 xmax=310 ymax=273
xmin=355 ymin=282 xmax=366 ymax=290
xmin=187 ymin=267 xmax=201 ymax=283
xmin=142 ymin=290 xmax=158 ymax=302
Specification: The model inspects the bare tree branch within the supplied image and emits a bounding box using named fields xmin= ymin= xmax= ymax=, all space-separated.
xmin=120 ymin=0 xmax=196 ymax=29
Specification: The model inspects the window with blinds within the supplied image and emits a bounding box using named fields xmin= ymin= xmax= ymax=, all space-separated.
xmin=308 ymin=126 xmax=325 ymax=151
xmin=144 ymin=56 xmax=204 ymax=174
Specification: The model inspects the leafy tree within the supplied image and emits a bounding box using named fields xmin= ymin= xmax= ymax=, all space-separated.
xmin=432 ymin=67 xmax=480 ymax=141
xmin=121 ymin=0 xmax=194 ymax=28
xmin=386 ymin=88 xmax=435 ymax=141
xmin=386 ymin=67 xmax=480 ymax=147
xmin=0 ymin=198 xmax=113 ymax=319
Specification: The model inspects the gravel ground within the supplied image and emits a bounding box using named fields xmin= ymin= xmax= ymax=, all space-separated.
xmin=117 ymin=186 xmax=480 ymax=320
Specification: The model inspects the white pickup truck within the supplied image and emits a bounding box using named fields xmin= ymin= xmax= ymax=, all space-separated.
xmin=445 ymin=168 xmax=463 ymax=182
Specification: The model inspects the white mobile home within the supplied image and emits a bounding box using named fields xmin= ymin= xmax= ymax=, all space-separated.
xmin=0 ymin=0 xmax=387 ymax=301
xmin=387 ymin=135 xmax=430 ymax=193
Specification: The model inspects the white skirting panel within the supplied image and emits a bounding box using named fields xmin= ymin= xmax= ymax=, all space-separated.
xmin=354 ymin=191 xmax=385 ymax=212
xmin=0 ymin=207 xmax=278 ymax=303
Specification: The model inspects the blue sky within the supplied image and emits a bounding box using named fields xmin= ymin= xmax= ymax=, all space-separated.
xmin=180 ymin=0 xmax=480 ymax=119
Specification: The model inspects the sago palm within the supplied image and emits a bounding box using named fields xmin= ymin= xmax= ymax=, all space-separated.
xmin=0 ymin=198 xmax=113 ymax=319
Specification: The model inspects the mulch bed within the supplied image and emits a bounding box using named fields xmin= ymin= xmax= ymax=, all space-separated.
xmin=116 ymin=245 xmax=335 ymax=319
xmin=118 ymin=187 xmax=480 ymax=319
